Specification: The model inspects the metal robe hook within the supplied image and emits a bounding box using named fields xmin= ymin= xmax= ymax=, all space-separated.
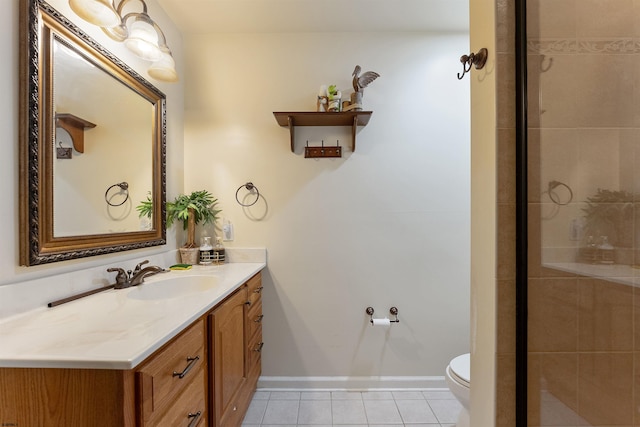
xmin=457 ymin=48 xmax=489 ymax=80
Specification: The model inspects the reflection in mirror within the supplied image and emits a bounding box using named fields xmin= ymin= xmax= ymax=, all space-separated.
xmin=19 ymin=0 xmax=166 ymax=266
xmin=53 ymin=38 xmax=154 ymax=236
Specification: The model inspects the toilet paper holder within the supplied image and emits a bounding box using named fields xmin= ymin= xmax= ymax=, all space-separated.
xmin=366 ymin=306 xmax=399 ymax=324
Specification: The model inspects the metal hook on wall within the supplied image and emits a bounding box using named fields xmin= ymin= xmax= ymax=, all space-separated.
xmin=457 ymin=48 xmax=489 ymax=80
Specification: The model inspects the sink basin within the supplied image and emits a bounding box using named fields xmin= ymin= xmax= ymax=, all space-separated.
xmin=127 ymin=275 xmax=220 ymax=300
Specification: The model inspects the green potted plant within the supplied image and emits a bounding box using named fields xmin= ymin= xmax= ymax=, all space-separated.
xmin=582 ymin=188 xmax=635 ymax=264
xmin=138 ymin=190 xmax=221 ymax=264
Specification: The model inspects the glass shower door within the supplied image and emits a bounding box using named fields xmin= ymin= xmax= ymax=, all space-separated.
xmin=525 ymin=1 xmax=639 ymax=425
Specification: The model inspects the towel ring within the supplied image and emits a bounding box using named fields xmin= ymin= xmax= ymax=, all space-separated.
xmin=105 ymin=182 xmax=129 ymax=207
xmin=235 ymin=182 xmax=260 ymax=207
xmin=548 ymin=180 xmax=573 ymax=206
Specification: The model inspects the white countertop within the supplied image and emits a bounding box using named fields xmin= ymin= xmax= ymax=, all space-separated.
xmin=543 ymin=262 xmax=640 ymax=287
xmin=0 ymin=262 xmax=265 ymax=370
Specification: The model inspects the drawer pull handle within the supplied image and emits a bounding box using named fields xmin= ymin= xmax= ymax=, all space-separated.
xmin=245 ymin=301 xmax=251 ymax=306
xmin=187 ymin=411 xmax=202 ymax=427
xmin=173 ymin=356 xmax=200 ymax=379
xmin=254 ymin=314 xmax=264 ymax=323
xmin=253 ymin=286 xmax=264 ymax=294
xmin=253 ymin=342 xmax=264 ymax=352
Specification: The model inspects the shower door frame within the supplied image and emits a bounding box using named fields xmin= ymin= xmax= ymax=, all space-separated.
xmin=514 ymin=0 xmax=528 ymax=426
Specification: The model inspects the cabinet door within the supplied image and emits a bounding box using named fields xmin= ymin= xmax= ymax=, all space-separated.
xmin=209 ymin=287 xmax=248 ymax=427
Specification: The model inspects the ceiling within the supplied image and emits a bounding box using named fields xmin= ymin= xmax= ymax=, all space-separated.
xmin=155 ymin=0 xmax=469 ymax=34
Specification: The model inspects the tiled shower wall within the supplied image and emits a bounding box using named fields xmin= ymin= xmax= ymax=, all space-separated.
xmin=523 ymin=0 xmax=639 ymax=426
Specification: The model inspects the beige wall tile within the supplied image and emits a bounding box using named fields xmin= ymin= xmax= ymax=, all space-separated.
xmin=538 ymin=56 xmax=580 ymax=129
xmin=528 ymin=129 xmax=541 ymax=203
xmin=576 ymin=129 xmax=622 ymax=202
xmin=528 ymin=277 xmax=578 ymax=352
xmin=496 ymin=0 xmax=515 ymax=54
xmin=578 ymin=278 xmax=633 ymax=351
xmin=539 ymin=129 xmax=579 ymax=200
xmin=495 ymin=354 xmax=515 ymax=427
xmin=633 ymin=288 xmax=640 ymax=351
xmin=496 ymin=53 xmax=516 ymax=130
xmin=526 ymin=54 xmax=543 ymax=129
xmin=527 ymin=0 xmax=577 ymax=39
xmin=574 ymin=55 xmax=636 ymax=128
xmin=578 ymin=352 xmax=634 ymax=425
xmin=634 ymin=352 xmax=640 ymax=425
xmin=497 ymin=128 xmax=516 ymax=204
xmin=497 ymin=279 xmax=515 ymax=355
xmin=528 ymin=352 xmax=579 ymax=425
xmin=497 ymin=203 xmax=516 ymax=280
xmin=576 ymin=0 xmax=634 ymax=38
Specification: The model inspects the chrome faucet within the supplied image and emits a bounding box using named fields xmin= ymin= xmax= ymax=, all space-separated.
xmin=107 ymin=260 xmax=168 ymax=289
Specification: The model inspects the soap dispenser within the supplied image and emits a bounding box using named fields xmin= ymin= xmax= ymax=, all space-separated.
xmin=213 ymin=237 xmax=226 ymax=264
xmin=598 ymin=235 xmax=614 ymax=264
xmin=199 ymin=236 xmax=213 ymax=265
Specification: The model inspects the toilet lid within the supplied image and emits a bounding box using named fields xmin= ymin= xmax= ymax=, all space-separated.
xmin=450 ymin=353 xmax=470 ymax=385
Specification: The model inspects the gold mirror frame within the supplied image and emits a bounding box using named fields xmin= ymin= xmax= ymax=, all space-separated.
xmin=19 ymin=0 xmax=166 ymax=266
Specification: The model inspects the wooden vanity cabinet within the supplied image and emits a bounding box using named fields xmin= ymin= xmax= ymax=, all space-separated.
xmin=209 ymin=271 xmax=263 ymax=427
xmin=209 ymin=286 xmax=248 ymax=426
xmin=0 ymin=272 xmax=263 ymax=427
xmin=246 ymin=272 xmax=264 ymax=387
xmin=0 ymin=368 xmax=137 ymax=427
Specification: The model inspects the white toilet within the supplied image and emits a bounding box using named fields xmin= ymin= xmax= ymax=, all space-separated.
xmin=445 ymin=353 xmax=470 ymax=427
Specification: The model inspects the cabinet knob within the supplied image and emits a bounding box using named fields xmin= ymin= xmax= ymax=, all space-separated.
xmin=253 ymin=342 xmax=264 ymax=353
xmin=254 ymin=314 xmax=264 ymax=323
xmin=253 ymin=286 xmax=264 ymax=294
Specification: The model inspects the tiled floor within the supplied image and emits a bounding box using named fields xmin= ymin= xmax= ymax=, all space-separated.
xmin=242 ymin=390 xmax=461 ymax=426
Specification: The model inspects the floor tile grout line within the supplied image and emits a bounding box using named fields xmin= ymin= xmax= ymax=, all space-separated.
xmin=248 ymin=389 xmax=459 ymax=426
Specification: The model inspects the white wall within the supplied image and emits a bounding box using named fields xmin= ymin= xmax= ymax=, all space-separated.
xmin=469 ymin=0 xmax=497 ymax=423
xmin=0 ymin=0 xmax=184 ymax=304
xmin=183 ymin=32 xmax=471 ymax=381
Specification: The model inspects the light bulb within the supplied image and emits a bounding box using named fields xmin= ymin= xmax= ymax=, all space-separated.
xmin=148 ymin=51 xmax=178 ymax=82
xmin=69 ymin=0 xmax=120 ymax=27
xmin=124 ymin=16 xmax=162 ymax=61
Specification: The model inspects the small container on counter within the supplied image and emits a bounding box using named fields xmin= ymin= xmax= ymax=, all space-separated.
xmin=199 ymin=236 xmax=214 ymax=265
xmin=213 ymin=237 xmax=226 ymax=264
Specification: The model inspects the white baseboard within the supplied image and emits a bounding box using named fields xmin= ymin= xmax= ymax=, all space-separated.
xmin=257 ymin=375 xmax=447 ymax=391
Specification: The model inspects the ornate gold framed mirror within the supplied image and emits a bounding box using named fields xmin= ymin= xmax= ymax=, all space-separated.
xmin=19 ymin=0 xmax=166 ymax=266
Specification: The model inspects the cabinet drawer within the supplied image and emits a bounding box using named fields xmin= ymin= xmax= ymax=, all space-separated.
xmin=246 ymin=273 xmax=263 ymax=307
xmin=247 ymin=300 xmax=263 ymax=339
xmin=146 ymin=367 xmax=207 ymax=427
xmin=138 ymin=319 xmax=206 ymax=423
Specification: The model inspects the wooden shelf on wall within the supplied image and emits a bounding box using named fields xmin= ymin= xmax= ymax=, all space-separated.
xmin=55 ymin=113 xmax=96 ymax=153
xmin=273 ymin=111 xmax=372 ymax=153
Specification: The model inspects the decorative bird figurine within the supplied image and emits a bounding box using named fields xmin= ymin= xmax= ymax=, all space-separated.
xmin=352 ymin=65 xmax=380 ymax=93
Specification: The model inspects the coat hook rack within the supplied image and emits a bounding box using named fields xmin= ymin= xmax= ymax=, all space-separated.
xmin=457 ymin=48 xmax=488 ymax=80
xmin=305 ymin=140 xmax=342 ymax=158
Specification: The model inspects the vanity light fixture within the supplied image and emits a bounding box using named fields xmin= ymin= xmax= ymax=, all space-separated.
xmin=68 ymin=0 xmax=178 ymax=82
